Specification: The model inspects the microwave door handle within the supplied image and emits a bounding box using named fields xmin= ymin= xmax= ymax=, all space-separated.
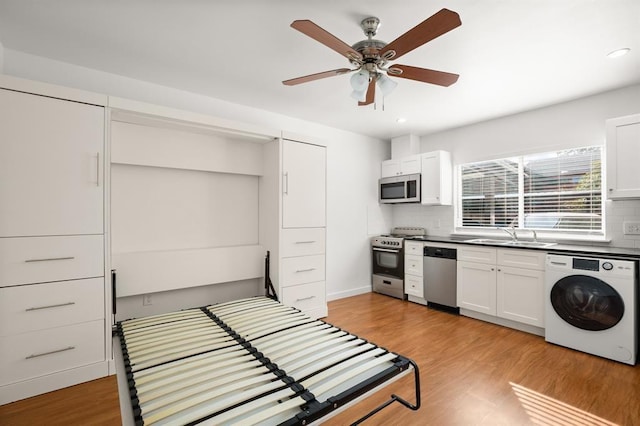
xmin=373 ymin=247 xmax=400 ymax=253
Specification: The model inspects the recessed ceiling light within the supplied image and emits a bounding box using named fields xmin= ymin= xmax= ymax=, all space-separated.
xmin=607 ymin=48 xmax=630 ymax=58
xmin=396 ymin=118 xmax=407 ymax=123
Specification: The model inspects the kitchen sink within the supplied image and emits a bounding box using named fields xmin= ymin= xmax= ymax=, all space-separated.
xmin=464 ymin=238 xmax=557 ymax=248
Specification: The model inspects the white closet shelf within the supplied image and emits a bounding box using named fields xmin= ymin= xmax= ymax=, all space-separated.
xmin=112 ymin=245 xmax=265 ymax=298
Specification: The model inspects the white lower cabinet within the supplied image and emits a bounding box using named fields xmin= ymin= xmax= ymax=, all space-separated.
xmin=457 ymin=247 xmax=545 ymax=328
xmin=457 ymin=260 xmax=497 ymax=315
xmin=404 ymin=242 xmax=424 ymax=297
xmin=281 ymin=281 xmax=326 ymax=313
xmin=496 ymin=266 xmax=545 ymax=326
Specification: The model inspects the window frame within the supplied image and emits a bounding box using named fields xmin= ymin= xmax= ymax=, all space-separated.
xmin=454 ymin=146 xmax=606 ymax=242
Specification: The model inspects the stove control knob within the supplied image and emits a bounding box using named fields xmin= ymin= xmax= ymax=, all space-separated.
xmin=602 ymin=262 xmax=613 ymax=271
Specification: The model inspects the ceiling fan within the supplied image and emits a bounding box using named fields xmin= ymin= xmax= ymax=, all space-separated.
xmin=282 ymin=9 xmax=462 ymax=105
xmin=282 ymin=8 xmax=461 ymax=106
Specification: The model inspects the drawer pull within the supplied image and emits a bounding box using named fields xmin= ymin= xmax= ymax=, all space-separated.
xmin=25 ymin=256 xmax=75 ymax=263
xmin=295 ymin=268 xmax=316 ymax=273
xmin=26 ymin=346 xmax=75 ymax=360
xmin=296 ymin=296 xmax=316 ymax=302
xmin=295 ymin=240 xmax=316 ymax=244
xmin=26 ymin=302 xmax=76 ymax=312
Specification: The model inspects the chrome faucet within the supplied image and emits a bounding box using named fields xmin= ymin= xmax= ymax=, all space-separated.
xmin=531 ymin=229 xmax=538 ymax=242
xmin=499 ymin=226 xmax=518 ymax=241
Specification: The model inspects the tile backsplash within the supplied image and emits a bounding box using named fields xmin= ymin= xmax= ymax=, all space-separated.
xmin=392 ymin=199 xmax=640 ymax=249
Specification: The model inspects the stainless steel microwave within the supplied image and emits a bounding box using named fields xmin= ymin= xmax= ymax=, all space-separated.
xmin=379 ymin=173 xmax=421 ymax=203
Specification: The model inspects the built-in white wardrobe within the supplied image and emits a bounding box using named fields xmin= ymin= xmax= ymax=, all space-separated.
xmin=0 ymin=77 xmax=110 ymax=404
xmin=0 ymin=75 xmax=329 ymax=403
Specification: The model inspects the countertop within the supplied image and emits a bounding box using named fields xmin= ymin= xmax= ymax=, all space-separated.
xmin=405 ymin=235 xmax=640 ymax=260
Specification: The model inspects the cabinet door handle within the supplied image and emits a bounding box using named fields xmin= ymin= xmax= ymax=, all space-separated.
xmin=26 ymin=346 xmax=75 ymax=360
xmin=25 ymin=256 xmax=75 ymax=263
xmin=295 ymin=240 xmax=316 ymax=244
xmin=295 ymin=268 xmax=316 ymax=273
xmin=296 ymin=296 xmax=316 ymax=302
xmin=283 ymin=172 xmax=289 ymax=195
xmin=96 ymin=152 xmax=100 ymax=187
xmin=26 ymin=302 xmax=75 ymax=312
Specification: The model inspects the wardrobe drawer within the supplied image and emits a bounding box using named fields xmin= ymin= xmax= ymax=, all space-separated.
xmin=281 ymin=281 xmax=326 ymax=313
xmin=281 ymin=228 xmax=325 ymax=257
xmin=0 ymin=320 xmax=105 ymax=386
xmin=281 ymin=255 xmax=325 ymax=287
xmin=0 ymin=235 xmax=104 ymax=287
xmin=0 ymin=278 xmax=104 ymax=337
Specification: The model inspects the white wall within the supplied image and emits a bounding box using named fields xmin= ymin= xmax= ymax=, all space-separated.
xmin=393 ymin=84 xmax=640 ymax=248
xmin=3 ymin=49 xmax=391 ymax=302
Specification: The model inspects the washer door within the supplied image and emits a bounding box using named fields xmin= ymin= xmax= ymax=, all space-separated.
xmin=550 ymin=275 xmax=625 ymax=331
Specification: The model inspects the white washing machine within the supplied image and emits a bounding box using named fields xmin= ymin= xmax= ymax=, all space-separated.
xmin=545 ymin=254 xmax=637 ymax=365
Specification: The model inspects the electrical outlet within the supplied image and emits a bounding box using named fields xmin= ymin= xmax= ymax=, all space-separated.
xmin=623 ymin=221 xmax=640 ymax=235
xmin=143 ymin=294 xmax=153 ymax=306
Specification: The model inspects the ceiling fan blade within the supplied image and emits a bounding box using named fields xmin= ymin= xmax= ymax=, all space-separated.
xmin=380 ymin=8 xmax=461 ymax=61
xmin=283 ymin=68 xmax=352 ymax=86
xmin=291 ymin=20 xmax=363 ymax=62
xmin=388 ymin=65 xmax=459 ymax=87
xmin=358 ymin=77 xmax=376 ymax=106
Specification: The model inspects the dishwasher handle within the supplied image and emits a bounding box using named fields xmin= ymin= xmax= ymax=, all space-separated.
xmin=423 ymin=246 xmax=457 ymax=260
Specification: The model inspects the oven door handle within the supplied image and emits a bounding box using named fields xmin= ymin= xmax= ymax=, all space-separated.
xmin=373 ymin=247 xmax=401 ymax=253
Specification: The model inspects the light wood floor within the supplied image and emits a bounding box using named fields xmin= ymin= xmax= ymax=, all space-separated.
xmin=1 ymin=292 xmax=638 ymax=425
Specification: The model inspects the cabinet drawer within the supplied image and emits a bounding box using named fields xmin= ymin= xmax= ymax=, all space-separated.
xmin=497 ymin=248 xmax=546 ymax=270
xmin=281 ymin=228 xmax=325 ymax=257
xmin=281 ymin=281 xmax=326 ymax=313
xmin=405 ymin=255 xmax=423 ymax=276
xmin=281 ymin=255 xmax=325 ymax=287
xmin=458 ymin=246 xmax=496 ymax=264
xmin=0 ymin=235 xmax=104 ymax=287
xmin=0 ymin=320 xmax=105 ymax=386
xmin=404 ymin=241 xmax=423 ymax=256
xmin=0 ymin=278 xmax=104 ymax=337
xmin=405 ymin=274 xmax=423 ymax=297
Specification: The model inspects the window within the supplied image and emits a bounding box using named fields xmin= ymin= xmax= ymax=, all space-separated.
xmin=458 ymin=146 xmax=603 ymax=235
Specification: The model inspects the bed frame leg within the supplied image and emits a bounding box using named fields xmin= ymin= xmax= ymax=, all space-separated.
xmin=350 ymin=359 xmax=421 ymax=425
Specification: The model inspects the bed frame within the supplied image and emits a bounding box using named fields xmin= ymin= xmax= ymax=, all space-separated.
xmin=113 ymin=295 xmax=420 ymax=425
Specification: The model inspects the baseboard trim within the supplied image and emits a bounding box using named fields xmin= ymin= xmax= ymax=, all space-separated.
xmin=327 ymin=285 xmax=371 ymax=302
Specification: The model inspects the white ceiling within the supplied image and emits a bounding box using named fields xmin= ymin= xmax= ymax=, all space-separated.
xmin=0 ymin=0 xmax=638 ymax=140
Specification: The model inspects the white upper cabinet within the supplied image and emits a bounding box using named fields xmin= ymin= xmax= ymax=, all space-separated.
xmin=421 ymin=150 xmax=452 ymax=205
xmin=0 ymin=89 xmax=104 ymax=237
xmin=606 ymin=113 xmax=640 ymax=199
xmin=282 ymin=140 xmax=326 ymax=228
xmin=381 ymin=154 xmax=421 ymax=178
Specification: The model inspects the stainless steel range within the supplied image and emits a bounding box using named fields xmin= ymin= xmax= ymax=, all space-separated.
xmin=371 ymin=227 xmax=426 ymax=299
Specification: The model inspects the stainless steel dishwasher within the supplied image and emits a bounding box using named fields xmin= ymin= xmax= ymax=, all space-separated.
xmin=423 ymin=245 xmax=459 ymax=313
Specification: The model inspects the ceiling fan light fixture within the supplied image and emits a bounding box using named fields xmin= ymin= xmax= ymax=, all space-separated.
xmin=350 ymin=89 xmax=367 ymax=102
xmin=377 ymin=74 xmax=398 ymax=96
xmin=350 ymin=70 xmax=370 ymax=91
